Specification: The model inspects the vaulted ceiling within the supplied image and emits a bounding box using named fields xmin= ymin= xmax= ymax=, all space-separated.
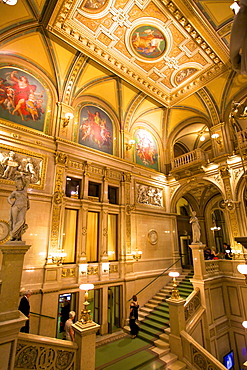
xmin=1 ymin=0 xmax=247 ymax=160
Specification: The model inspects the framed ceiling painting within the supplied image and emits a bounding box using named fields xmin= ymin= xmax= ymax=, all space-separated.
xmin=78 ymin=105 xmax=113 ymax=155
xmin=130 ymin=25 xmax=166 ymax=60
xmin=0 ymin=67 xmax=48 ymax=132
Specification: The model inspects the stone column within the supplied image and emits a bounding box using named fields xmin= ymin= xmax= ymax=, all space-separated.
xmin=73 ymin=321 xmax=100 ymax=370
xmin=167 ymin=296 xmax=186 ymax=361
xmin=0 ymin=241 xmax=31 ymax=370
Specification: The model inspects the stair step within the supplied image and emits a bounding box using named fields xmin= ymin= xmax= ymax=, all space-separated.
xmin=151 ymin=346 xmax=170 ymax=358
xmin=154 ymin=339 xmax=170 ymax=349
xmin=138 ymin=331 xmax=157 ymax=344
xmin=160 ymin=352 xmax=178 ymax=365
xmin=142 ymin=319 xmax=166 ymax=330
xmin=140 ymin=307 xmax=153 ymax=313
xmin=145 ymin=303 xmax=158 ymax=309
xmin=167 ymin=360 xmax=187 ymax=370
xmin=159 ymin=333 xmax=169 ymax=342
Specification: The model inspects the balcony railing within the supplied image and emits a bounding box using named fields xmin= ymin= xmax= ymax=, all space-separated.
xmin=172 ymin=148 xmax=207 ymax=170
xmin=237 ymin=129 xmax=247 ymax=149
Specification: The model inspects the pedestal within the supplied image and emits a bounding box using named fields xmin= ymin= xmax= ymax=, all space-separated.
xmin=167 ymin=297 xmax=186 ymax=360
xmin=0 ymin=241 xmax=31 ymax=370
xmin=0 ymin=242 xmax=31 ymax=319
xmin=73 ymin=321 xmax=100 ymax=370
xmin=189 ymin=243 xmax=206 ymax=280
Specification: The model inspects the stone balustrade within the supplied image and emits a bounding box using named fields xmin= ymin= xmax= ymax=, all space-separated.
xmin=15 ymin=332 xmax=77 ymax=369
xmin=172 ymin=148 xmax=207 ymax=169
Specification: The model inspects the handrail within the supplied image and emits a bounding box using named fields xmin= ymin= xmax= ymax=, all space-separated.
xmin=30 ymin=311 xmax=55 ymax=319
xmin=127 ymin=257 xmax=182 ymax=301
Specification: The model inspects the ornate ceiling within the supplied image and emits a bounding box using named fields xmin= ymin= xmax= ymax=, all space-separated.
xmin=47 ymin=0 xmax=233 ymax=106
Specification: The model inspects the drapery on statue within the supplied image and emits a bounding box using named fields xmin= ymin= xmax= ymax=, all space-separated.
xmin=8 ymin=175 xmax=30 ymax=241
xmin=189 ymin=211 xmax=201 ymax=244
xmin=230 ymin=0 xmax=247 ymax=75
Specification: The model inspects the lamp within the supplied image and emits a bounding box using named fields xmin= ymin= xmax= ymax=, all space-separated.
xmin=211 ymin=133 xmax=220 ymax=139
xmin=237 ymin=264 xmax=247 ymax=284
xmin=51 ymin=251 xmax=67 ymax=266
xmin=132 ymin=247 xmax=142 ymax=261
xmin=125 ymin=139 xmax=135 ymax=150
xmin=79 ymin=283 xmax=94 ymax=323
xmin=1 ymin=0 xmax=18 ymax=5
xmin=168 ymin=271 xmax=180 ymax=299
xmin=242 ymin=321 xmax=247 ymax=329
xmin=62 ymin=112 xmax=74 ymax=127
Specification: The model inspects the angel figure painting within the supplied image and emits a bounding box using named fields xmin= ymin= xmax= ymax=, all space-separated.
xmin=134 ymin=129 xmax=158 ymax=170
xmin=131 ymin=25 xmax=166 ymax=59
xmin=79 ymin=105 xmax=113 ymax=154
xmin=0 ymin=67 xmax=47 ymax=132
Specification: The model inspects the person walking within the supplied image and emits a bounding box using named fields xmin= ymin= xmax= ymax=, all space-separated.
xmin=18 ymin=290 xmax=32 ymax=333
xmin=129 ymin=295 xmax=139 ymax=339
xmin=60 ymin=297 xmax=70 ymax=339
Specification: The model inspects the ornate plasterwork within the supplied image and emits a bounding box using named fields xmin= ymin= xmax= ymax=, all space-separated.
xmin=0 ymin=144 xmax=46 ymax=189
xmin=48 ymin=0 xmax=227 ymax=106
xmin=136 ymin=182 xmax=163 ymax=206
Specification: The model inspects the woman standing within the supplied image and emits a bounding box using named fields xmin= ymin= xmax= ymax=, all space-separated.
xmin=129 ymin=295 xmax=139 ymax=339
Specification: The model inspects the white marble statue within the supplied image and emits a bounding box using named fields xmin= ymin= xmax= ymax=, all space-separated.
xmin=189 ymin=211 xmax=201 ymax=244
xmin=8 ymin=175 xmax=30 ymax=241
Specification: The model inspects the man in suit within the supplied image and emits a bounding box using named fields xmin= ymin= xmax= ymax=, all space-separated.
xmin=18 ymin=290 xmax=32 ymax=333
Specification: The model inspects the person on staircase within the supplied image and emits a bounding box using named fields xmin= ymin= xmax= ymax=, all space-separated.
xmin=129 ymin=295 xmax=139 ymax=339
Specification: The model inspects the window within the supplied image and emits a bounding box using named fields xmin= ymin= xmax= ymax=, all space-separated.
xmin=62 ymin=209 xmax=78 ymax=263
xmin=65 ymin=177 xmax=81 ymax=199
xmin=86 ymin=212 xmax=99 ymax=262
xmin=108 ymin=214 xmax=118 ymax=261
xmin=108 ymin=186 xmax=118 ymax=204
xmin=88 ymin=182 xmax=100 ymax=198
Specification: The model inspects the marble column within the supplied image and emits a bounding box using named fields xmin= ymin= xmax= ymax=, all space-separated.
xmin=167 ymin=296 xmax=186 ymax=361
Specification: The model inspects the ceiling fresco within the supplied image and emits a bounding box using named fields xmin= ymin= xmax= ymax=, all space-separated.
xmin=48 ymin=0 xmax=233 ymax=107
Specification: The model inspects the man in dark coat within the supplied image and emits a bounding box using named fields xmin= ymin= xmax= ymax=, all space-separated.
xmin=18 ymin=290 xmax=31 ymax=333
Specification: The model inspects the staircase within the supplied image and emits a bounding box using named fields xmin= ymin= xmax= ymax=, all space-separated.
xmin=124 ymin=270 xmax=194 ymax=369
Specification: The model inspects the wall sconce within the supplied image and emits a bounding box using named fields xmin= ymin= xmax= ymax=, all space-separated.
xmin=132 ymin=247 xmax=142 ymax=261
xmin=79 ymin=264 xmax=88 ymax=275
xmin=79 ymin=283 xmax=94 ymax=324
xmin=1 ymin=0 xmax=18 ymax=4
xmin=237 ymin=264 xmax=247 ymax=284
xmin=62 ymin=112 xmax=74 ymax=127
xmin=125 ymin=139 xmax=135 ymax=151
xmin=102 ymin=262 xmax=110 ymax=273
xmin=51 ymin=251 xmax=67 ymax=266
xmin=168 ymin=271 xmax=180 ymax=299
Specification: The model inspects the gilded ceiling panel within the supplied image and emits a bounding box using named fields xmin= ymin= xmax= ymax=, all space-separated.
xmin=48 ymin=0 xmax=230 ymax=106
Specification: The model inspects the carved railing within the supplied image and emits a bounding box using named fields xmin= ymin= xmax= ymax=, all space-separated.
xmin=184 ymin=288 xmax=201 ymax=323
xmin=236 ymin=129 xmax=247 ymax=149
xmin=15 ymin=333 xmax=77 ymax=370
xmin=172 ymin=148 xmax=207 ymax=169
xmin=205 ymin=260 xmax=220 ymax=276
xmin=181 ymin=331 xmax=227 ymax=370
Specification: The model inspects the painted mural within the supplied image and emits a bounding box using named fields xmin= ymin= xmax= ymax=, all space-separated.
xmin=0 ymin=68 xmax=47 ymax=132
xmin=81 ymin=0 xmax=107 ymax=11
xmin=79 ymin=105 xmax=113 ymax=154
xmin=134 ymin=129 xmax=158 ymax=170
xmin=131 ymin=26 xmax=166 ymax=59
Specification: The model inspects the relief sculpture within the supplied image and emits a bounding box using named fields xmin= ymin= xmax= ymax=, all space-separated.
xmin=0 ymin=149 xmax=42 ymax=184
xmin=136 ymin=184 xmax=162 ymax=206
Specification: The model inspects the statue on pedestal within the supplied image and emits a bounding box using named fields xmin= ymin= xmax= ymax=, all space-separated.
xmin=189 ymin=211 xmax=201 ymax=244
xmin=8 ymin=175 xmax=30 ymax=241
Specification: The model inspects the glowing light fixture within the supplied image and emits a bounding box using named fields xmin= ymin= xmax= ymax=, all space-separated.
xmin=211 ymin=133 xmax=220 ymax=139
xmin=242 ymin=321 xmax=247 ymax=329
xmin=125 ymin=139 xmax=135 ymax=151
xmin=200 ymin=135 xmax=206 ymax=142
xmin=132 ymin=247 xmax=142 ymax=261
xmin=168 ymin=271 xmax=180 ymax=299
xmin=2 ymin=0 xmax=18 ymax=5
xmin=79 ymin=283 xmax=94 ymax=323
xmin=51 ymin=251 xmax=67 ymax=265
xmin=237 ymin=264 xmax=247 ymax=284
xmin=62 ymin=112 xmax=74 ymax=127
